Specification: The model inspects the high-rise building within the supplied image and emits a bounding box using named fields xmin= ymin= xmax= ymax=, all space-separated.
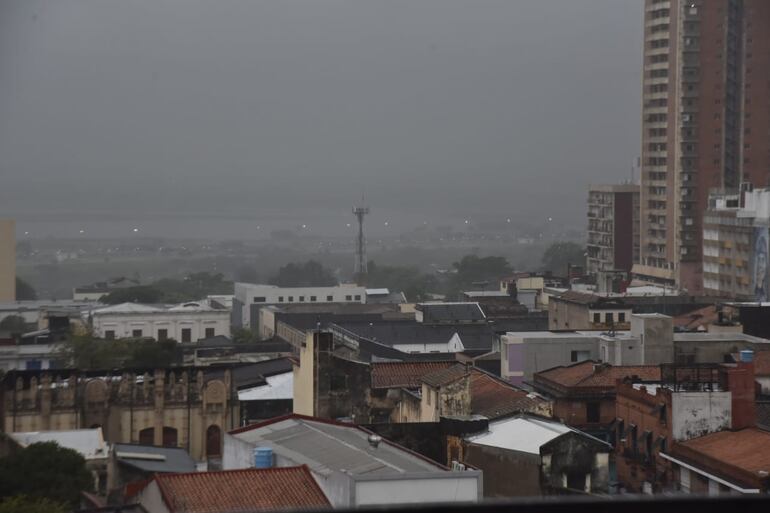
xmin=586 ymin=184 xmax=640 ymax=289
xmin=0 ymin=219 xmax=15 ymax=301
xmin=634 ymin=0 xmax=770 ymax=293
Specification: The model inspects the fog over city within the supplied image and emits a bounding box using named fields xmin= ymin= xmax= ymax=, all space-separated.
xmin=1 ymin=0 xmax=641 ymax=239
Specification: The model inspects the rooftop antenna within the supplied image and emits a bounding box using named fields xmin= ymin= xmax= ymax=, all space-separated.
xmin=352 ymin=194 xmax=370 ymax=285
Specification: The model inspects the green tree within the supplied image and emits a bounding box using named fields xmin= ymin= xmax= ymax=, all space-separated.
xmin=269 ymin=260 xmax=337 ymax=287
xmin=127 ymin=339 xmax=179 ymax=367
xmin=541 ymin=241 xmax=586 ymax=275
xmin=232 ymin=327 xmax=259 ymax=344
xmin=59 ymin=336 xmax=131 ymax=369
xmin=366 ymin=261 xmax=438 ymax=302
xmin=0 ymin=315 xmax=28 ymax=334
xmin=100 ymin=285 xmax=164 ymax=304
xmin=0 ymin=442 xmax=93 ymax=507
xmin=101 ymin=272 xmax=233 ymax=304
xmin=15 ymin=277 xmax=37 ymax=300
xmin=0 ymin=496 xmax=68 ymax=513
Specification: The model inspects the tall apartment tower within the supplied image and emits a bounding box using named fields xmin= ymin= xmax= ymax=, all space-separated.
xmin=0 ymin=219 xmax=15 ymax=301
xmin=635 ymin=0 xmax=770 ymax=293
xmin=587 ymin=184 xmax=641 ymax=284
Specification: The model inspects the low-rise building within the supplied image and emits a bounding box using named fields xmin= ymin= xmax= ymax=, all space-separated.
xmin=91 ymin=300 xmax=230 ymax=342
xmin=107 ymin=443 xmax=197 ymax=502
xmin=460 ymin=414 xmax=611 ymax=497
xmin=223 ymin=414 xmax=482 ymax=507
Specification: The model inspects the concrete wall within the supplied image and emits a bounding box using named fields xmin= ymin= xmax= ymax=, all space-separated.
xmin=502 ymin=335 xmax=600 ymax=384
xmin=292 ymin=332 xmax=315 ymax=416
xmin=136 ymin=480 xmax=171 ymax=513
xmin=92 ymin=310 xmax=231 ymax=341
xmin=631 ymin=314 xmax=674 ymax=365
xmin=354 ymin=473 xmax=480 ymax=506
xmin=0 ymin=220 xmax=15 ymax=302
xmin=671 ymin=392 xmax=731 ymax=441
xmin=463 ymin=443 xmax=541 ymax=498
xmin=541 ymin=433 xmax=610 ymax=494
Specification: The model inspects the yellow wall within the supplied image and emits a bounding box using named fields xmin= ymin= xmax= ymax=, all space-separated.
xmin=0 ymin=219 xmax=15 ymax=301
xmin=292 ymin=332 xmax=315 ymax=416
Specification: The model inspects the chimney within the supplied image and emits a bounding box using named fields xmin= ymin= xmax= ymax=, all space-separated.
xmin=723 ymin=352 xmax=756 ymax=430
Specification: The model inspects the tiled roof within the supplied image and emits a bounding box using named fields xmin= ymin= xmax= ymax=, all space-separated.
xmin=470 ymin=370 xmax=550 ymax=419
xmin=371 ymin=361 xmax=455 ymax=389
xmin=672 ymin=429 xmax=770 ymax=488
xmin=153 ymin=466 xmax=329 ymax=512
xmin=555 ymin=291 xmax=601 ymax=305
xmin=754 ymin=351 xmax=770 ymax=376
xmin=535 ymin=361 xmax=661 ymax=391
xmin=422 ymin=364 xmax=470 ymax=388
xmin=673 ymin=305 xmax=719 ymax=330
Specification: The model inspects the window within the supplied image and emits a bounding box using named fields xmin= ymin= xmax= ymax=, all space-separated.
xmin=593 ymin=313 xmax=601 ymax=324
xmin=205 ymin=327 xmax=215 ymax=338
xmin=586 ymin=401 xmax=600 ymax=423
xmin=105 ymin=330 xmax=115 ymax=340
xmin=345 ymin=295 xmax=352 ymax=301
xmin=618 ymin=312 xmax=626 ymax=323
xmin=354 ymin=295 xmax=361 ymax=301
xmin=181 ymin=328 xmax=192 ymax=343
xmin=278 ymin=296 xmax=284 ymax=303
xmin=132 ymin=329 xmax=143 ymax=338
xmin=299 ymin=296 xmax=305 ymax=302
xmin=327 ymin=295 xmax=333 ymax=301
xmin=157 ymin=329 xmax=168 ymax=341
xmin=571 ymin=350 xmax=590 ymax=363
xmin=310 ymin=296 xmax=317 ymax=302
xmin=288 ymin=296 xmax=294 ymax=302
xmin=605 ymin=312 xmax=614 ymax=324
xmin=253 ymin=296 xmax=266 ymax=303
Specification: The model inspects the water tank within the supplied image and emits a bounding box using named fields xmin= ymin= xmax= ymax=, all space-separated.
xmin=740 ymin=350 xmax=754 ymax=363
xmin=253 ymin=447 xmax=273 ymax=469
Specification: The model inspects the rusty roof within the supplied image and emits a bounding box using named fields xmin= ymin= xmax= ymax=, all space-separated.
xmin=672 ymin=429 xmax=770 ymax=488
xmin=153 ymin=466 xmax=330 ymax=512
xmin=371 ymin=361 xmax=455 ymax=389
xmin=754 ymin=351 xmax=770 ymax=376
xmin=421 ymin=364 xmax=471 ymax=388
xmin=470 ymin=370 xmax=550 ymax=419
xmin=535 ymin=361 xmax=661 ymax=391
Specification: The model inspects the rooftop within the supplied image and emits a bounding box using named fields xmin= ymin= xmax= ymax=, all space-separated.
xmin=229 ymin=415 xmax=446 ymax=477
xmin=370 ymin=361 xmax=455 ymax=389
xmin=415 ymin=302 xmax=486 ymax=323
xmin=149 ymin=466 xmax=330 ymax=512
xmin=466 ymin=414 xmax=608 ymax=455
xmin=422 ymin=364 xmax=471 ymax=388
xmin=535 ymin=361 xmax=661 ymax=391
xmin=113 ymin=443 xmax=196 ymax=474
xmin=333 ymin=320 xmax=495 ymax=350
xmin=470 ymin=370 xmax=549 ymax=419
xmin=10 ymin=428 xmax=108 ymax=460
xmin=238 ymin=371 xmax=293 ymax=401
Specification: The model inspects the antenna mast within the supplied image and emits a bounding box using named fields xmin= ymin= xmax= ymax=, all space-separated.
xmin=352 ymin=201 xmax=370 ymax=284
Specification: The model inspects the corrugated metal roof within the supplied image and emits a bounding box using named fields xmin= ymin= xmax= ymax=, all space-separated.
xmin=114 ymin=443 xmax=196 ymax=474
xmin=10 ymin=428 xmax=108 ymax=460
xmin=238 ymin=371 xmax=293 ymax=401
xmin=466 ymin=416 xmax=573 ymax=454
xmin=231 ymin=417 xmax=445 ymax=476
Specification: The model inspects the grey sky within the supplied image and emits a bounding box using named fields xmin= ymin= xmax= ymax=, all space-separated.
xmin=0 ymin=0 xmax=642 ymax=238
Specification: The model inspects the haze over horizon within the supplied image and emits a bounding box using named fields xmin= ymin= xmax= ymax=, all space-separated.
xmin=1 ymin=0 xmax=642 ymax=239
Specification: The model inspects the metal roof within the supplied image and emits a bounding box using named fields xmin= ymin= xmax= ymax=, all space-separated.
xmin=10 ymin=428 xmax=108 ymax=460
xmin=114 ymin=443 xmax=197 ymax=474
xmin=466 ymin=416 xmax=576 ymax=455
xmin=238 ymin=371 xmax=293 ymax=401
xmin=231 ymin=416 xmax=445 ymax=476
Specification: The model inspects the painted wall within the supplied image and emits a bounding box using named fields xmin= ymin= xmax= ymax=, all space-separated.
xmin=354 ymin=474 xmax=480 ymax=506
xmin=92 ymin=310 xmax=230 ymax=341
xmin=671 ymin=392 xmax=731 ymax=441
xmin=0 ymin=220 xmax=15 ymax=302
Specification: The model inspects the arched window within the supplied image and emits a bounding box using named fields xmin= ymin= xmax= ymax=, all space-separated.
xmin=139 ymin=427 xmax=154 ymax=445
xmin=163 ymin=427 xmax=178 ymax=447
xmin=206 ymin=425 xmax=222 ymax=457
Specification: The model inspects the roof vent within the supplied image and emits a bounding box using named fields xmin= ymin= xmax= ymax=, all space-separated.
xmin=367 ymin=434 xmax=382 ymax=449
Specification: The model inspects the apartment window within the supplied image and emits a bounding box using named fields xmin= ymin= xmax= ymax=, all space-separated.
xmin=253 ymin=297 xmax=266 ymax=303
xmin=354 ymin=295 xmax=361 ymax=301
xmin=593 ymin=313 xmax=601 ymax=324
xmin=278 ymin=296 xmax=284 ymax=303
xmin=327 ymin=295 xmax=333 ymax=301
xmin=157 ymin=329 xmax=168 ymax=341
xmin=205 ymin=327 xmax=215 ymax=338
xmin=181 ymin=328 xmax=192 ymax=343
xmin=132 ymin=329 xmax=143 ymax=338
xmin=288 ymin=296 xmax=294 ymax=302
xmin=345 ymin=295 xmax=353 ymax=301
xmin=605 ymin=312 xmax=614 ymax=324
xmin=105 ymin=330 xmax=115 ymax=340
xmin=618 ymin=313 xmax=626 ymax=323
xmin=586 ymin=402 xmax=600 ymax=424
xmin=299 ymin=296 xmax=305 ymax=302
xmin=310 ymin=296 xmax=317 ymax=302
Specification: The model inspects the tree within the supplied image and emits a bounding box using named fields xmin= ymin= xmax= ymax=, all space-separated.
xmin=269 ymin=260 xmax=337 ymax=287
xmin=127 ymin=339 xmax=179 ymax=367
xmin=100 ymin=285 xmax=164 ymax=305
xmin=101 ymin=272 xmax=233 ymax=304
xmin=0 ymin=315 xmax=28 ymax=334
xmin=366 ymin=261 xmax=438 ymax=302
xmin=0 ymin=441 xmax=93 ymax=507
xmin=15 ymin=278 xmax=36 ymax=300
xmin=0 ymin=496 xmax=68 ymax=513
xmin=232 ymin=327 xmax=259 ymax=344
xmin=541 ymin=241 xmax=586 ymax=275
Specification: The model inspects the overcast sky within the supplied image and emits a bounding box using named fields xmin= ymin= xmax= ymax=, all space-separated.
xmin=0 ymin=0 xmax=642 ymax=238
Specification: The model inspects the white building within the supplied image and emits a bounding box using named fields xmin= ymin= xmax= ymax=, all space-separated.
xmin=90 ymin=301 xmax=230 ymax=342
xmin=233 ymin=283 xmax=366 ymax=329
xmin=223 ymin=415 xmax=481 ymax=508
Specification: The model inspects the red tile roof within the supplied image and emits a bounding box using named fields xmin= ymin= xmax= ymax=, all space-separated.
xmin=535 ymin=361 xmax=661 ymax=392
xmin=754 ymin=351 xmax=770 ymax=376
xmin=152 ymin=466 xmax=330 ymax=512
xmin=470 ymin=370 xmax=550 ymax=419
xmin=672 ymin=429 xmax=770 ymax=489
xmin=421 ymin=364 xmax=471 ymax=388
xmin=370 ymin=361 xmax=455 ymax=389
